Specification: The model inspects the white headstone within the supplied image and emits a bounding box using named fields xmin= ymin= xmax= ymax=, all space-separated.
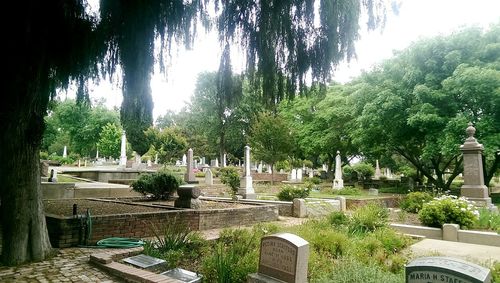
xmin=223 ymin=153 xmax=227 ymax=167
xmin=62 ymin=146 xmax=67 ymax=158
xmin=296 ymin=169 xmax=303 ymax=181
xmin=291 ymin=169 xmax=297 ymax=181
xmin=257 ymin=161 xmax=263 ymax=173
xmin=239 ymin=145 xmax=255 ymax=199
xmin=374 ymin=159 xmax=381 ymax=179
xmin=215 ymin=158 xmax=219 ymax=167
xmin=78 ymin=159 xmax=81 ymax=167
xmin=96 ymin=149 xmax=99 ymax=160
xmin=182 ymin=154 xmax=187 ymax=166
xmin=84 ymin=160 xmax=87 ymax=167
xmin=267 ymin=164 xmax=272 ymax=174
xmin=154 ymin=153 xmax=158 ymax=164
xmin=147 ymin=159 xmax=152 ymax=167
xmin=322 ymin=164 xmax=327 ymax=171
xmin=308 ymin=171 xmax=313 ymax=178
xmin=333 ymin=151 xmax=344 ymax=189
xmin=205 ymin=169 xmax=213 ymax=185
xmin=119 ymin=130 xmax=127 ymax=166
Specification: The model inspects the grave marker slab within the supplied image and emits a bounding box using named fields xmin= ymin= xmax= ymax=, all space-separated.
xmin=123 ymin=254 xmax=167 ymax=271
xmin=161 ymin=268 xmax=202 ymax=283
xmin=405 ymin=256 xmax=492 ymax=283
xmin=250 ymin=233 xmax=309 ymax=283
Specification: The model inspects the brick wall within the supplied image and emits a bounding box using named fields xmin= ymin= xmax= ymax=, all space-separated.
xmin=46 ymin=204 xmax=279 ymax=248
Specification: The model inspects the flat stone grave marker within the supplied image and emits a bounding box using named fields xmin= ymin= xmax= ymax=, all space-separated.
xmin=249 ymin=232 xmax=309 ymax=283
xmin=406 ymin=256 xmax=492 ymax=283
xmin=123 ymin=254 xmax=167 ymax=271
xmin=161 ymin=268 xmax=202 ymax=283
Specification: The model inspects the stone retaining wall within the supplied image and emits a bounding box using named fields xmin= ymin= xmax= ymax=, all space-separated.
xmin=46 ymin=204 xmax=279 ymax=248
xmin=346 ymin=196 xmax=402 ymax=209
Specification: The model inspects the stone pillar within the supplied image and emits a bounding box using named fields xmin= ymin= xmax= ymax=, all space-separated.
xmin=119 ymin=131 xmax=127 ymax=166
xmin=154 ymin=153 xmax=158 ymax=164
xmin=460 ymin=123 xmax=493 ymax=208
xmin=239 ymin=145 xmax=256 ymax=199
xmin=257 ymin=161 xmax=263 ymax=173
xmin=333 ymin=151 xmax=344 ymax=189
xmin=374 ymin=159 xmax=381 ymax=179
xmin=96 ymin=149 xmax=99 ymax=160
xmin=223 ymin=153 xmax=227 ymax=167
xmin=184 ymin=148 xmax=196 ymax=183
xmin=182 ymin=154 xmax=187 ymax=166
xmin=63 ymin=146 xmax=67 ymax=158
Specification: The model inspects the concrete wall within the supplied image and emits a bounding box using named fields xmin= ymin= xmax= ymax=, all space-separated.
xmin=65 ymin=170 xmax=151 ymax=182
xmin=390 ymin=223 xmax=500 ymax=247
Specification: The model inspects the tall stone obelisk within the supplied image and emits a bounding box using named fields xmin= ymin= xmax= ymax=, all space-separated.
xmin=184 ymin=148 xmax=197 ymax=183
xmin=119 ymin=130 xmax=127 ymax=167
xmin=239 ymin=145 xmax=256 ymax=199
xmin=460 ymin=123 xmax=494 ymax=208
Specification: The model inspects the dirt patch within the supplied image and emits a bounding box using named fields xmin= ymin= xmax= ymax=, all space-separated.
xmin=44 ymin=199 xmax=168 ymax=216
xmin=43 ymin=198 xmax=257 ymax=217
xmin=388 ymin=209 xmax=422 ymax=226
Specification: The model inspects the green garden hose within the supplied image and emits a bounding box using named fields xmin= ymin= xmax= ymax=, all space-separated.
xmin=96 ymin=237 xmax=145 ymax=248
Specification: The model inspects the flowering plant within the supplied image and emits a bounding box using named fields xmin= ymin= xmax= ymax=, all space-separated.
xmin=418 ymin=195 xmax=479 ymax=228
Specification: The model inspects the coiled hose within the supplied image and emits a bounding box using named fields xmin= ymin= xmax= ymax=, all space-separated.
xmin=96 ymin=237 xmax=145 ymax=248
xmin=79 ymin=208 xmax=144 ymax=248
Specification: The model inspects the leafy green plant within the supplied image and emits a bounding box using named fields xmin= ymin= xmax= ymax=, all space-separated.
xmin=131 ymin=170 xmax=182 ymax=200
xmin=316 ymin=258 xmax=404 ymax=283
xmin=400 ymin=191 xmax=433 ymax=213
xmin=352 ymin=162 xmax=375 ymax=181
xmin=331 ymin=186 xmax=361 ymax=196
xmin=328 ymin=211 xmax=349 ymax=227
xmin=277 ymin=185 xmax=310 ymax=201
xmin=143 ymin=218 xmax=206 ymax=268
xmin=418 ymin=195 xmax=479 ymax=228
xmin=474 ymin=208 xmax=500 ymax=232
xmin=219 ymin=166 xmax=240 ymax=197
xmin=349 ymin=203 xmax=389 ymax=234
xmin=202 ymin=227 xmax=270 ymax=283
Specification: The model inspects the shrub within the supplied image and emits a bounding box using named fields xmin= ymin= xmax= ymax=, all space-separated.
xmin=195 ymin=171 xmax=205 ymax=178
xmin=219 ymin=166 xmax=240 ymax=196
xmin=400 ymin=191 xmax=433 ymax=213
xmin=342 ymin=165 xmax=355 ymax=182
xmin=398 ymin=165 xmax=417 ymax=179
xmin=131 ymin=171 xmax=182 ymax=200
xmin=418 ymin=195 xmax=479 ymax=228
xmin=202 ymin=227 xmax=273 ymax=283
xmin=331 ymin=186 xmax=361 ymax=196
xmin=349 ymin=203 xmax=389 ymax=234
xmin=317 ymin=258 xmax=404 ymax=283
xmin=474 ymin=207 xmax=500 ymax=232
xmin=40 ymin=151 xmax=49 ymax=160
xmin=277 ymin=185 xmax=310 ymax=201
xmin=328 ymin=211 xmax=349 ymax=227
xmin=352 ymin=162 xmax=375 ymax=181
xmin=143 ymin=218 xmax=206 ymax=268
xmin=308 ymin=176 xmax=322 ymax=184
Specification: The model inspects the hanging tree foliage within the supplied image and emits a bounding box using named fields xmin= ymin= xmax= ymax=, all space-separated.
xmin=2 ymin=0 xmax=385 ymax=266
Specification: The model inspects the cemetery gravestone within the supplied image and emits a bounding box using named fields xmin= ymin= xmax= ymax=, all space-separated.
xmin=119 ymin=131 xmax=127 ymax=166
xmin=405 ymin=256 xmax=492 ymax=283
xmin=248 ymin=233 xmax=309 ymax=283
xmin=333 ymin=151 xmax=344 ymax=189
xmin=239 ymin=145 xmax=256 ymax=199
xmin=460 ymin=123 xmax=493 ymax=207
xmin=374 ymin=159 xmax=381 ymax=179
xmin=296 ymin=169 xmax=302 ymax=182
xmin=205 ymin=169 xmax=213 ymax=185
xmin=184 ymin=148 xmax=197 ymax=183
xmin=123 ymin=254 xmax=167 ymax=272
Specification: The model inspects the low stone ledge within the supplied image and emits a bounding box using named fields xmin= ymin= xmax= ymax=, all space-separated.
xmin=90 ymin=247 xmax=183 ymax=283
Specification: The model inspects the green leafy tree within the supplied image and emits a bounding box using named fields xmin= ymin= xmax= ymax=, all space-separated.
xmin=349 ymin=25 xmax=500 ymax=190
xmin=2 ymin=0 xmax=384 ymax=265
xmin=97 ymin=123 xmax=122 ymax=159
xmin=250 ymin=112 xmax=294 ymax=185
xmin=145 ymin=126 xmax=188 ymax=164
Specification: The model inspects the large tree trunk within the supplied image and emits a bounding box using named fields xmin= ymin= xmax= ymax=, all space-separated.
xmin=0 ymin=134 xmax=53 ymax=265
xmin=1 ymin=71 xmax=53 ymax=265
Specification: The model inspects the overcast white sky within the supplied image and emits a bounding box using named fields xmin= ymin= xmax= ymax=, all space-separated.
xmin=64 ymin=0 xmax=500 ymax=119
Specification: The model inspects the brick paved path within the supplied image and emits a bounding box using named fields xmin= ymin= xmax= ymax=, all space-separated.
xmin=0 ymin=247 xmax=125 ymax=283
